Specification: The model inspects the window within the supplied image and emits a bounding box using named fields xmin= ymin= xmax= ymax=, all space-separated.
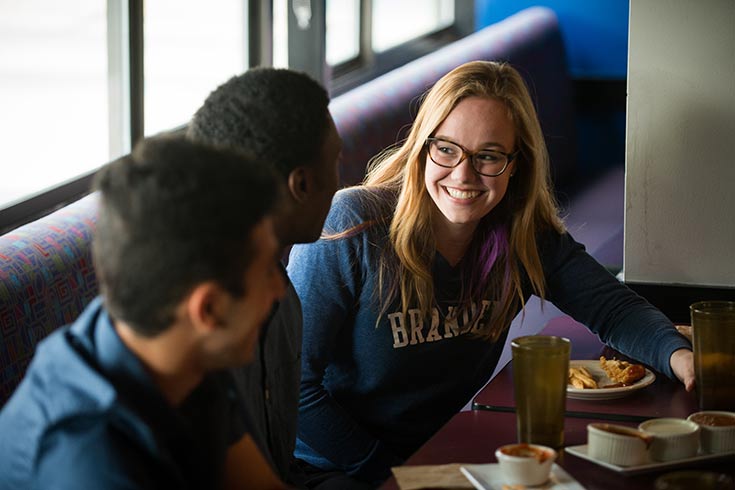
xmin=275 ymin=0 xmax=467 ymax=93
xmin=372 ymin=0 xmax=454 ymax=53
xmin=323 ymin=0 xmax=469 ymax=95
xmin=0 ymin=1 xmax=250 ymax=227
xmin=273 ymin=0 xmax=289 ymax=68
xmin=0 ymin=1 xmax=108 ymax=210
xmin=144 ymin=1 xmax=246 ymax=136
xmin=326 ymin=0 xmax=359 ymax=65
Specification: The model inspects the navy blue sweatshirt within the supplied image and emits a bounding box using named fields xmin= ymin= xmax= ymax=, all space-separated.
xmin=287 ymin=187 xmax=691 ymax=483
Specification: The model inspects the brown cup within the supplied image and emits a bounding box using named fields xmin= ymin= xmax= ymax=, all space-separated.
xmin=690 ymin=301 xmax=735 ymax=411
xmin=511 ymin=335 xmax=570 ymax=448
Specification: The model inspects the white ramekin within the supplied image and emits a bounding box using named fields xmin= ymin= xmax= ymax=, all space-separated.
xmin=638 ymin=418 xmax=700 ymax=461
xmin=687 ymin=411 xmax=735 ymax=453
xmin=587 ymin=423 xmax=652 ymax=466
xmin=495 ymin=443 xmax=557 ymax=486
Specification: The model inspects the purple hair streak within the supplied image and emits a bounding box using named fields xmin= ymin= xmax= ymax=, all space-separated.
xmin=468 ymin=224 xmax=510 ymax=301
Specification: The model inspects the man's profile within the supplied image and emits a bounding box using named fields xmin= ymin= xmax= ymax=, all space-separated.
xmin=0 ymin=136 xmax=288 ymax=489
xmin=188 ymin=67 xmax=342 ymax=486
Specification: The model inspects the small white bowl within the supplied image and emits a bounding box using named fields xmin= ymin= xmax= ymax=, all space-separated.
xmin=587 ymin=423 xmax=652 ymax=466
xmin=687 ymin=411 xmax=735 ymax=453
xmin=639 ymin=418 xmax=700 ymax=461
xmin=495 ymin=443 xmax=556 ymax=486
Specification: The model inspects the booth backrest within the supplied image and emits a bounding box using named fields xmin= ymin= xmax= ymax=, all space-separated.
xmin=0 ymin=6 xmax=576 ymax=406
xmin=0 ymin=194 xmax=99 ymax=403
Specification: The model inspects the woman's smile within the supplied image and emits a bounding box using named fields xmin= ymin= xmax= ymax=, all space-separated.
xmin=443 ymin=186 xmax=485 ymax=201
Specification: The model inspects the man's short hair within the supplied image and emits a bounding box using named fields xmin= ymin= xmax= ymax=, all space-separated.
xmin=187 ymin=67 xmax=330 ymax=177
xmin=92 ymin=136 xmax=280 ymax=336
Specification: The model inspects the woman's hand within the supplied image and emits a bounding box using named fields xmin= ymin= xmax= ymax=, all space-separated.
xmin=670 ymin=348 xmax=695 ymax=392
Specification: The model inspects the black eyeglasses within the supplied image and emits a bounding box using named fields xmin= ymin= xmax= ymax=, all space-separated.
xmin=425 ymin=137 xmax=517 ymax=177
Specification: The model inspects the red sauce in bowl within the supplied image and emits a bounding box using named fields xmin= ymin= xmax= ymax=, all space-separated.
xmin=499 ymin=443 xmax=552 ymax=463
xmin=689 ymin=413 xmax=735 ymax=427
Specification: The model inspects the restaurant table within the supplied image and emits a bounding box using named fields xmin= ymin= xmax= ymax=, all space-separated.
xmin=472 ymin=316 xmax=698 ymax=422
xmin=379 ymin=410 xmax=734 ymax=490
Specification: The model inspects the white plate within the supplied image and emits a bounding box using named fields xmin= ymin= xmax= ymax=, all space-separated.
xmin=460 ymin=463 xmax=584 ymax=490
xmin=567 ymin=360 xmax=655 ymax=400
xmin=565 ymin=444 xmax=735 ymax=475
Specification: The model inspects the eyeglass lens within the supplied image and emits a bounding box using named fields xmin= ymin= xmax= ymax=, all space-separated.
xmin=428 ymin=139 xmax=508 ymax=176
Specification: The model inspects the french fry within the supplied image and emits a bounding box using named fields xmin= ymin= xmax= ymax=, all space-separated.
xmin=569 ymin=377 xmax=586 ymax=389
xmin=568 ymin=366 xmax=598 ymax=389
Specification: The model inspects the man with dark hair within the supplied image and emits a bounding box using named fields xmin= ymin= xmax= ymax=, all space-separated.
xmin=188 ymin=68 xmax=342 ymax=486
xmin=0 ymin=136 xmax=288 ymax=489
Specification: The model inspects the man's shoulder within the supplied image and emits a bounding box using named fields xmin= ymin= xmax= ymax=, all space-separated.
xmin=1 ymin=411 xmax=154 ymax=490
xmin=0 ymin=368 xmax=119 ymax=488
xmin=0 ymin=317 xmax=120 ymax=484
xmin=2 ymin=326 xmax=115 ymax=420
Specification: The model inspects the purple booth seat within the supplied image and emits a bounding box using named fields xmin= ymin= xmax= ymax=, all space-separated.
xmin=562 ymin=166 xmax=625 ymax=271
xmin=0 ymin=194 xmax=99 ymax=405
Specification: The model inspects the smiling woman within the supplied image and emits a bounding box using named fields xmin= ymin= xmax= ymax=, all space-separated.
xmin=286 ymin=60 xmax=693 ymax=486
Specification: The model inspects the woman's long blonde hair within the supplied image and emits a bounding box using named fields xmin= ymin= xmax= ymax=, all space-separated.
xmin=360 ymin=61 xmax=564 ymax=340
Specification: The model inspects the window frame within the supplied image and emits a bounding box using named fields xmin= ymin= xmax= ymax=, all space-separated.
xmin=328 ymin=0 xmax=474 ymax=96
xmin=0 ymin=0 xmax=472 ymax=234
xmin=286 ymin=0 xmax=473 ymax=95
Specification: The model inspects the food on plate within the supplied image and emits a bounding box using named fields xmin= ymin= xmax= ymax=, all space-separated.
xmin=599 ymin=356 xmax=646 ymax=385
xmin=568 ymin=366 xmax=598 ymax=389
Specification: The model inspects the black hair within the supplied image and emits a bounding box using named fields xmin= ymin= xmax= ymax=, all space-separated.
xmin=187 ymin=67 xmax=330 ymax=177
xmin=92 ymin=136 xmax=280 ymax=336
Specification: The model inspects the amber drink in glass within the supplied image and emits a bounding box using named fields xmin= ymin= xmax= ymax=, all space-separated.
xmin=691 ymin=301 xmax=735 ymax=411
xmin=511 ymin=335 xmax=570 ymax=448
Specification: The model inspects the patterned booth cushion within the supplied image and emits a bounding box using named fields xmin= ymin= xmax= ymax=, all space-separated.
xmin=0 ymin=193 xmax=99 ymax=405
xmin=330 ymin=6 xmax=576 ymax=188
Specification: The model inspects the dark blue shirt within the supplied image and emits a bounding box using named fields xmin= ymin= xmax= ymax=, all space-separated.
xmin=0 ymin=297 xmax=248 ymax=489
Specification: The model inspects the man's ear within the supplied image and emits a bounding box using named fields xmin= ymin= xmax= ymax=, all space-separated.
xmin=287 ymin=166 xmax=310 ymax=203
xmin=185 ymin=282 xmax=227 ymax=334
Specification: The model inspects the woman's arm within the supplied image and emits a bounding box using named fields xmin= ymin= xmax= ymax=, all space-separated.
xmin=539 ymin=231 xmax=692 ymax=380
